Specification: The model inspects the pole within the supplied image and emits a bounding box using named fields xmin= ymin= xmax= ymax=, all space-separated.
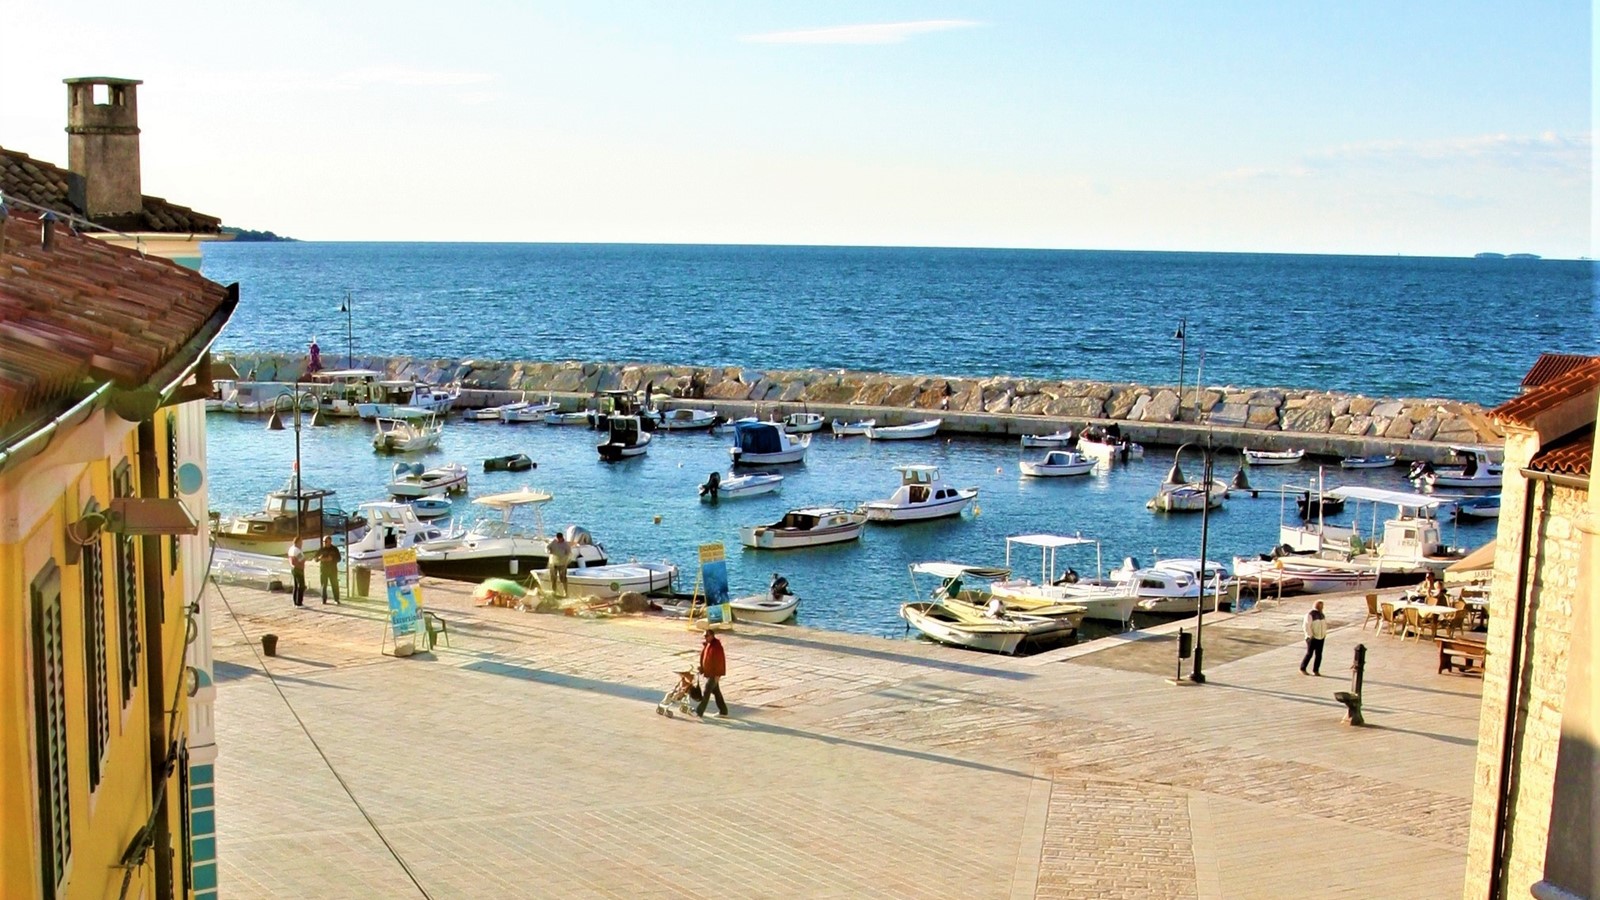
xmin=343 ymin=293 xmax=353 ymax=368
xmin=1174 ymin=318 xmax=1187 ymax=423
xmin=1190 ymin=445 xmax=1212 ymax=683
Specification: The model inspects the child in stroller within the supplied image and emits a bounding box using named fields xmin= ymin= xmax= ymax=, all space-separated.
xmin=655 ymin=665 xmax=702 ymax=718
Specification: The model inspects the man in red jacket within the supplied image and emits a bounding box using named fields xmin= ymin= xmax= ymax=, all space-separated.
xmin=696 ymin=629 xmax=729 ymax=718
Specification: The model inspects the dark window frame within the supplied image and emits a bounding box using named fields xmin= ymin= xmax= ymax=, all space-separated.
xmin=31 ymin=560 xmax=72 ymax=897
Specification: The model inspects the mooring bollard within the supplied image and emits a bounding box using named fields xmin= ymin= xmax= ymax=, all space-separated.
xmin=1334 ymin=643 xmax=1367 ymax=726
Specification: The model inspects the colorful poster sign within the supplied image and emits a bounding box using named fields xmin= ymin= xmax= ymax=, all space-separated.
xmin=698 ymin=542 xmax=728 ymax=606
xmin=382 ymin=549 xmax=423 ymax=637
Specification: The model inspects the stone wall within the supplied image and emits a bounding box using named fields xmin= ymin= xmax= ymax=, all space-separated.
xmin=215 ymin=352 xmax=1505 ymax=446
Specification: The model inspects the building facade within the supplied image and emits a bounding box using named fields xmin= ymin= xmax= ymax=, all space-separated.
xmin=0 ymin=208 xmax=235 ymax=899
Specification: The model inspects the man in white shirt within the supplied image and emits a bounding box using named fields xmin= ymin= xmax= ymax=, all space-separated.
xmin=1301 ymin=600 xmax=1328 ymax=675
xmin=286 ymin=538 xmax=307 ymax=607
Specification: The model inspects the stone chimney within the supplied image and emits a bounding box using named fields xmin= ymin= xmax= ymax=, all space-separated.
xmin=64 ymin=77 xmax=144 ymax=219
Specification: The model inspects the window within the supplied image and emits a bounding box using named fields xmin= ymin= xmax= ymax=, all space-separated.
xmin=32 ymin=561 xmax=72 ymax=896
xmin=114 ymin=461 xmax=140 ymax=706
xmin=80 ymin=519 xmax=110 ymax=790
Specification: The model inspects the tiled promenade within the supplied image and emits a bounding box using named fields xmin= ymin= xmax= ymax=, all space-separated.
xmin=209 ymin=579 xmax=1481 ymax=898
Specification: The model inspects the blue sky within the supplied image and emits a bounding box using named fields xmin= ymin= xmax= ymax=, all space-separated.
xmin=3 ymin=1 xmax=1591 ymax=255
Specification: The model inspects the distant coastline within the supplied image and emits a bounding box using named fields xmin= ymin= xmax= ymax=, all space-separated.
xmin=221 ymin=226 xmax=296 ymax=243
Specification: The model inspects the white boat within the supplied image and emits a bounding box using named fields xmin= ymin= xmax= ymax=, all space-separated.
xmin=211 ymin=477 xmax=361 ymax=556
xmin=991 ymin=533 xmax=1138 ymax=625
xmin=544 ymin=411 xmax=590 ymax=426
xmin=699 ymin=471 xmax=783 ymax=500
xmin=782 ymin=412 xmax=826 ymax=434
xmin=1020 ymin=430 xmax=1074 ymax=448
xmin=597 ymin=416 xmax=652 ymax=460
xmin=465 ymin=402 xmax=520 ymax=421
xmin=730 ymin=586 xmax=801 ymax=623
xmin=1277 ymin=484 xmax=1466 ymax=584
xmin=356 ymin=380 xmax=458 ymax=419
xmin=1410 ymin=446 xmax=1504 ymax=490
xmin=830 ymin=418 xmax=876 ymax=436
xmin=533 ymin=561 xmax=678 ymax=598
xmin=1243 ymin=448 xmax=1305 ymax=465
xmin=1340 ymin=454 xmax=1397 ymax=469
xmin=409 ymin=497 xmax=453 ymax=519
xmin=219 ymin=380 xmax=317 ymax=414
xmin=912 ymin=562 xmax=1088 ymax=629
xmin=1111 ymin=558 xmax=1228 ymax=614
xmin=346 ymin=501 xmax=448 ymax=564
xmin=1019 ymin=450 xmax=1096 ymax=478
xmin=900 ymin=564 xmax=1078 ymax=654
xmin=415 ymin=489 xmax=607 ymax=580
xmin=1147 ymin=480 xmax=1227 ymax=512
xmin=861 ymin=465 xmax=977 ymax=523
xmin=310 ymin=369 xmax=385 ymax=418
xmin=1231 ymin=554 xmax=1378 ymax=594
xmin=1453 ymin=493 xmax=1501 ymax=520
xmin=386 ymin=461 xmax=469 ymax=498
xmin=865 ymin=419 xmax=942 ymax=441
xmin=500 ymin=398 xmax=561 ymax=423
xmin=730 ymin=421 xmax=810 ymax=466
xmin=1077 ymin=425 xmax=1143 ymax=460
xmin=372 ymin=416 xmax=444 ymax=453
xmin=657 ymin=408 xmax=720 ymax=431
xmin=739 ymin=507 xmax=867 ymax=549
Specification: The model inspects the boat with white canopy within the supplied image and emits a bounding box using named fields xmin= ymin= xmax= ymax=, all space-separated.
xmin=1276 ymin=484 xmax=1466 ymax=584
xmin=990 ymin=534 xmax=1138 ymax=625
xmin=415 ymin=489 xmax=607 ymax=580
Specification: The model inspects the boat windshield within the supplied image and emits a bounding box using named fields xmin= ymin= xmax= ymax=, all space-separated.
xmin=467 ymin=519 xmax=540 ymax=541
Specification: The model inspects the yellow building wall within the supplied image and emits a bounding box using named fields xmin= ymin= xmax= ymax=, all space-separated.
xmin=0 ymin=406 xmax=198 ymax=900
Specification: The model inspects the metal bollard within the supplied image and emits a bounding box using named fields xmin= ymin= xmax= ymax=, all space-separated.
xmin=1334 ymin=643 xmax=1367 ymax=726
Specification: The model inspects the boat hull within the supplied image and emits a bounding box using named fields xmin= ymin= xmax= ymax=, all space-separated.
xmin=533 ymin=562 xmax=677 ymax=598
xmin=899 ymin=604 xmax=1026 ymax=654
xmin=1243 ymin=450 xmax=1304 ymax=465
xmin=865 ymin=420 xmax=941 ymax=440
xmin=730 ymin=447 xmax=807 ymax=465
xmin=730 ymin=593 xmax=800 ymax=623
xmin=1340 ymin=455 xmax=1397 ymax=469
xmin=1019 ymin=432 xmax=1074 ymax=448
xmin=738 ymin=522 xmax=864 ymax=549
xmin=1019 ymin=459 xmax=1095 ymax=477
xmin=862 ymin=494 xmax=974 ymax=522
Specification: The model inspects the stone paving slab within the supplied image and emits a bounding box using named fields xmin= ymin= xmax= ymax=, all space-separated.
xmin=208 ymin=579 xmax=1480 ymax=898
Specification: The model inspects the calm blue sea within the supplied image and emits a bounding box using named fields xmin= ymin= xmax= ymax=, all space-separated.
xmin=200 ymin=243 xmax=1596 ymax=408
xmin=198 ymin=243 xmax=1588 ymax=642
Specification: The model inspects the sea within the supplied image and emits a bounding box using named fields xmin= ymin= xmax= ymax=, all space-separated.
xmin=198 ymin=243 xmax=1595 ymax=641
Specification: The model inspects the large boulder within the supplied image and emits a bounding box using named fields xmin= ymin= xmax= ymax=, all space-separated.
xmin=1280 ymin=397 xmax=1335 ymax=433
xmin=1348 ymin=396 xmax=1376 ymax=416
xmin=547 ymin=365 xmax=587 ymax=392
xmin=1246 ymin=405 xmax=1280 ymax=428
xmin=1139 ymin=390 xmax=1180 ymax=423
xmin=883 ymin=380 xmax=922 ymax=408
xmin=1209 ymin=402 xmax=1249 ymax=427
xmin=1105 ymin=386 xmax=1144 ymax=419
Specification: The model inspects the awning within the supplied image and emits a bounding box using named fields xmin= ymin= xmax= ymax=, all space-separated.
xmin=910 ymin=562 xmax=1011 ymax=580
xmin=1446 ymin=541 xmax=1496 ymax=579
xmin=1007 ymin=533 xmax=1098 ymax=549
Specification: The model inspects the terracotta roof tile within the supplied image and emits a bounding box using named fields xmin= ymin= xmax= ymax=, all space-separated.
xmin=1522 ymin=353 xmax=1600 ymax=390
xmin=0 ymin=210 xmax=233 ymax=430
xmin=1492 ymin=358 xmax=1600 ymax=426
xmin=0 ymin=144 xmax=221 ymax=234
xmin=1528 ymin=425 xmax=1594 ymax=478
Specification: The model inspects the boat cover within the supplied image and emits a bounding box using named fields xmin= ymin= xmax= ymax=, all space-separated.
xmin=1007 ymin=534 xmax=1097 ymax=549
xmin=735 ymin=421 xmax=784 ymax=453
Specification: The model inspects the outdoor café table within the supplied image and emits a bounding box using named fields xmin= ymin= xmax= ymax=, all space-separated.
xmin=1394 ymin=601 xmax=1457 ymax=616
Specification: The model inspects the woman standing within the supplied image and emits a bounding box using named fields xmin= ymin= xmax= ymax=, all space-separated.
xmin=1301 ymin=600 xmax=1328 ymax=676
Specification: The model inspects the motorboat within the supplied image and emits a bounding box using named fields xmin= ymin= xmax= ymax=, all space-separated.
xmin=544 ymin=411 xmax=590 ymax=426
xmin=346 ymin=501 xmax=447 ymax=564
xmin=865 ymin=419 xmax=941 ymax=441
xmin=699 ymin=470 xmax=783 ymax=501
xmin=1147 ymin=449 xmax=1227 ymax=512
xmin=731 ymin=575 xmax=800 ymax=623
xmin=387 ymin=461 xmax=469 ymax=498
xmin=1410 ymin=447 xmax=1504 ymax=490
xmin=219 ymin=380 xmax=317 ymax=415
xmin=465 ymin=402 xmax=519 ymax=421
xmin=729 ymin=421 xmax=810 ymax=466
xmin=309 ymin=369 xmax=385 ymax=418
xmin=782 ymin=412 xmax=826 ymax=434
xmin=900 ymin=564 xmax=1078 ymax=654
xmin=500 ymin=397 xmax=560 ymax=423
xmin=1340 ymin=454 xmax=1397 ymax=469
xmin=211 ymin=475 xmax=363 ymax=556
xmin=598 ymin=415 xmax=652 ymax=461
xmin=1020 ymin=430 xmax=1074 ymax=448
xmin=739 ymin=507 xmax=867 ymax=549
xmin=372 ymin=416 xmax=443 ymax=453
xmin=861 ymin=465 xmax=977 ymax=523
xmin=1077 ymin=425 xmax=1143 ymax=461
xmin=356 ymin=380 xmax=458 ymax=419
xmin=409 ymin=497 xmax=453 ymax=519
xmin=1276 ymin=484 xmax=1465 ymax=584
xmin=990 ymin=533 xmax=1138 ymax=625
xmin=1453 ymin=494 xmax=1501 ymax=520
xmin=912 ymin=562 xmax=1088 ymax=628
xmin=1232 ymin=553 xmax=1378 ymax=594
xmin=657 ymin=408 xmax=720 ymax=431
xmin=483 ymin=454 xmax=534 ymax=472
xmin=1019 ymin=450 xmax=1096 ymax=478
xmin=1110 ymin=558 xmax=1228 ymax=615
xmin=830 ymin=418 xmax=876 ymax=436
xmin=532 ymin=561 xmax=678 ymax=598
xmin=1243 ymin=448 xmax=1305 ymax=466
xmin=415 ymin=489 xmax=607 ymax=581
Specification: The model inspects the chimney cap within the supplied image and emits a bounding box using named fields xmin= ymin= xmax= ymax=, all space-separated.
xmin=64 ymin=76 xmax=144 ymax=86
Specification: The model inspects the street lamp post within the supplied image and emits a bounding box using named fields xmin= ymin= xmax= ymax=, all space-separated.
xmin=338 ymin=292 xmax=353 ymax=368
xmin=1173 ymin=318 xmax=1187 ymax=422
xmin=265 ymin=386 xmax=310 ymax=542
xmin=1169 ymin=437 xmax=1219 ymax=684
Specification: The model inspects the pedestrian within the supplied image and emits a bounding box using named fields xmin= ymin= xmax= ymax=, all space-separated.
xmin=1301 ymin=600 xmax=1327 ymax=675
xmin=287 ymin=538 xmax=307 ymax=607
xmin=546 ymin=530 xmax=571 ymax=598
xmin=317 ymin=536 xmax=342 ymax=604
xmin=695 ymin=629 xmax=729 ymax=719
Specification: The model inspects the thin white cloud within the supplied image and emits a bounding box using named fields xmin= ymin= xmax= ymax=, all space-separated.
xmin=741 ymin=20 xmax=981 ymax=45
xmin=335 ymin=67 xmax=495 ymax=88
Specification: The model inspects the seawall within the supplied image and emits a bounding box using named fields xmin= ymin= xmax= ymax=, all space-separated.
xmin=214 ymin=353 xmax=1506 ymax=462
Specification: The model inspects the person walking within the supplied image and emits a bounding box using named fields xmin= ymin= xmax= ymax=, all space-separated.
xmin=1301 ymin=600 xmax=1328 ymax=675
xmin=287 ymin=538 xmax=307 ymax=607
xmin=546 ymin=530 xmax=571 ymax=598
xmin=317 ymin=536 xmax=342 ymax=604
xmin=695 ymin=629 xmax=729 ymax=718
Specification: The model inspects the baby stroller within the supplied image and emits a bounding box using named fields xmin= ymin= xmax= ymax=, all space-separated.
xmin=656 ymin=665 xmax=702 ymax=718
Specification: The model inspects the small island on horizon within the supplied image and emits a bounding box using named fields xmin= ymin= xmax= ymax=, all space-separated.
xmin=222 ymin=226 xmax=296 ymax=242
xmin=1474 ymin=251 xmax=1542 ymax=260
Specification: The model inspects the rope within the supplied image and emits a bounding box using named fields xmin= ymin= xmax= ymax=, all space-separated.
xmin=209 ymin=576 xmax=434 ymax=899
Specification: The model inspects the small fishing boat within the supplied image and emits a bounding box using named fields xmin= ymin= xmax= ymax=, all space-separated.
xmin=731 ymin=577 xmax=800 ymax=623
xmin=483 ymin=453 xmax=535 ymax=472
xmin=1147 ymin=481 xmax=1227 ymax=512
xmin=1453 ymin=493 xmax=1502 ymax=520
xmin=1077 ymin=425 xmax=1143 ymax=460
xmin=900 ymin=563 xmax=1078 ymax=654
xmin=729 ymin=421 xmax=810 ymax=466
xmin=830 ymin=418 xmax=876 ymax=436
xmin=356 ymin=380 xmax=458 ymax=419
xmin=372 ymin=416 xmax=444 ymax=453
xmin=657 ymin=408 xmax=720 ymax=431
xmin=1340 ymin=454 xmax=1398 ymax=469
xmin=598 ymin=415 xmax=652 ymax=461
xmin=533 ymin=561 xmax=679 ymax=598
xmin=1243 ymin=448 xmax=1305 ymax=466
xmin=544 ymin=411 xmax=590 ymax=426
xmin=698 ymin=471 xmax=784 ymax=500
xmin=409 ymin=497 xmax=454 ymax=519
xmin=865 ymin=419 xmax=942 ymax=441
xmin=914 ymin=562 xmax=1088 ymax=628
xmin=782 ymin=412 xmax=826 ymax=434
xmin=500 ymin=399 xmax=560 ymax=423
xmin=1019 ymin=430 xmax=1074 ymax=448
xmin=465 ymin=396 xmax=530 ymax=421
xmin=211 ymin=476 xmax=363 ymax=556
xmin=346 ymin=501 xmax=447 ymax=563
xmin=1019 ymin=450 xmax=1096 ymax=478
xmin=387 ymin=461 xmax=469 ymax=497
xmin=991 ymin=533 xmax=1138 ymax=625
xmin=1111 ymin=558 xmax=1228 ymax=614
xmin=739 ymin=507 xmax=867 ymax=549
xmin=1410 ymin=447 xmax=1503 ymax=490
xmin=861 ymin=465 xmax=977 ymax=523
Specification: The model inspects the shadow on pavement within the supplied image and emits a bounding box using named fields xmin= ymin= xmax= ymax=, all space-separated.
xmin=733 ymin=630 xmax=1034 ymax=681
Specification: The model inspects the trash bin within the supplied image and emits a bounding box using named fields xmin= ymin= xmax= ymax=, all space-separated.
xmin=262 ymin=634 xmax=279 ymax=657
xmin=354 ymin=566 xmax=371 ymax=598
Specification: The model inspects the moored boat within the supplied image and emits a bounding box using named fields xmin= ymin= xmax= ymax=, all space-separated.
xmin=739 ymin=507 xmax=867 ymax=549
xmin=372 ymin=416 xmax=444 ymax=453
xmin=211 ymin=475 xmax=363 ymax=556
xmin=500 ymin=397 xmax=560 ymax=423
xmin=1243 ymin=448 xmax=1305 ymax=465
xmin=991 ymin=533 xmax=1138 ymax=625
xmin=414 ymin=489 xmax=607 ymax=581
xmin=1110 ymin=558 xmax=1228 ymax=614
xmin=346 ymin=501 xmax=447 ymax=563
xmin=731 ymin=577 xmax=801 ymax=623
xmin=1340 ymin=454 xmax=1398 ymax=469
xmin=1410 ymin=446 xmax=1503 ymax=490
xmin=657 ymin=407 xmax=720 ymax=431
xmin=830 ymin=418 xmax=876 ymax=436
xmin=861 ymin=465 xmax=977 ymax=523
xmin=782 ymin=412 xmax=826 ymax=434
xmin=387 ymin=461 xmax=469 ymax=497
xmin=698 ymin=470 xmax=783 ymax=500
xmin=729 ymin=421 xmax=810 ymax=465
xmin=483 ymin=453 xmax=535 ymax=472
xmin=533 ymin=561 xmax=678 ymax=598
xmin=544 ymin=411 xmax=590 ymax=426
xmin=598 ymin=415 xmax=652 ymax=461
xmin=1019 ymin=450 xmax=1096 ymax=478
xmin=1019 ymin=429 xmax=1074 ymax=448
xmin=1453 ymin=493 xmax=1501 ymax=520
xmin=409 ymin=497 xmax=453 ymax=519
xmin=1077 ymin=425 xmax=1143 ymax=460
xmin=864 ymin=419 xmax=942 ymax=441
xmin=1231 ymin=553 xmax=1377 ymax=594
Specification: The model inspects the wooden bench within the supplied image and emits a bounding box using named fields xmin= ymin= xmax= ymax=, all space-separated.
xmin=1437 ymin=636 xmax=1487 ymax=675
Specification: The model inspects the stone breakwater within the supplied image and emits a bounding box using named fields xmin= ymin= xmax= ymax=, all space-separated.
xmin=216 ymin=353 xmax=1505 ymax=451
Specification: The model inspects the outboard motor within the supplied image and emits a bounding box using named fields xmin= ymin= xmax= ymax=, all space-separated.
xmin=564 ymin=525 xmax=593 ymax=545
xmin=1053 ymin=568 xmax=1079 ymax=585
xmin=770 ymin=572 xmax=792 ymax=600
xmin=1408 ymin=460 xmax=1433 ymax=482
xmin=699 ymin=471 xmax=722 ymax=500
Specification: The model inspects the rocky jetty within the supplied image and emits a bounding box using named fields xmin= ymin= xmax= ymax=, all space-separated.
xmin=215 ymin=352 xmax=1504 ymax=447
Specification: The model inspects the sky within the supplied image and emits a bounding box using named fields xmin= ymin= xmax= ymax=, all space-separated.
xmin=2 ymin=1 xmax=1592 ymax=256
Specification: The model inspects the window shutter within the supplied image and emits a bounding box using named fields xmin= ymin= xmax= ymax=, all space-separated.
xmin=32 ymin=561 xmax=72 ymax=895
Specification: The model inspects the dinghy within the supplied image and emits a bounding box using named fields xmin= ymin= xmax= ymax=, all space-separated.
xmin=1019 ymin=450 xmax=1096 ymax=478
xmin=864 ymin=419 xmax=941 ymax=441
